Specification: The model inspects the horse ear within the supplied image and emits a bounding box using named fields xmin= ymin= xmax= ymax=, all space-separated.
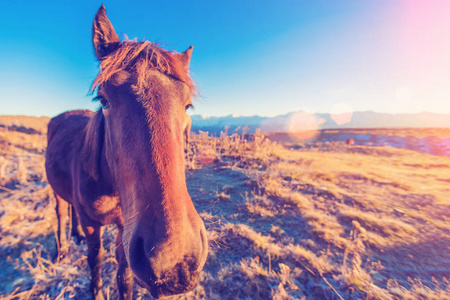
xmin=175 ymin=46 xmax=194 ymax=68
xmin=93 ymin=5 xmax=120 ymax=60
xmin=82 ymin=110 xmax=105 ymax=180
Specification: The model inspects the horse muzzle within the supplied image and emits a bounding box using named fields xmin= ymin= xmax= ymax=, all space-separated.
xmin=126 ymin=211 xmax=208 ymax=298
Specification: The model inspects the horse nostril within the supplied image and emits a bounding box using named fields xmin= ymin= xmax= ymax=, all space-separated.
xmin=129 ymin=236 xmax=151 ymax=279
xmin=134 ymin=237 xmax=145 ymax=258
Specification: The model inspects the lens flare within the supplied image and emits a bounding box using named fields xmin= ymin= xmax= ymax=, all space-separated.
xmin=331 ymin=102 xmax=353 ymax=126
xmin=286 ymin=111 xmax=319 ymax=140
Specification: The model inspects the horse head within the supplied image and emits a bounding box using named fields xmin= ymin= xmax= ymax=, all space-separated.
xmin=84 ymin=6 xmax=207 ymax=298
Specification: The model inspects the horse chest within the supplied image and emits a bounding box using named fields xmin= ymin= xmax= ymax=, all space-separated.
xmin=85 ymin=194 xmax=122 ymax=225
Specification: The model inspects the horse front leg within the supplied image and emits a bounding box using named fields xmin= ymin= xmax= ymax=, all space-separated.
xmin=55 ymin=193 xmax=69 ymax=261
xmin=71 ymin=205 xmax=85 ymax=244
xmin=78 ymin=210 xmax=105 ymax=300
xmin=116 ymin=224 xmax=134 ymax=300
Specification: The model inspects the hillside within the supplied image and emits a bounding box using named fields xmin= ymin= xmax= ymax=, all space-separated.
xmin=0 ymin=117 xmax=449 ymax=299
xmin=0 ymin=116 xmax=50 ymax=135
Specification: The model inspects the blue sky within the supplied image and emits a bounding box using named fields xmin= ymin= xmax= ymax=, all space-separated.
xmin=1 ymin=0 xmax=449 ymax=118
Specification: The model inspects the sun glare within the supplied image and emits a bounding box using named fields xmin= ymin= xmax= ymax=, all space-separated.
xmin=287 ymin=112 xmax=320 ymax=140
xmin=331 ymin=102 xmax=353 ymax=126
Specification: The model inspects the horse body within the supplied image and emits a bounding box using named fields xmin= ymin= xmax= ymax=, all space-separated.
xmin=46 ymin=110 xmax=121 ymax=225
xmin=46 ymin=110 xmax=91 ymax=203
xmin=45 ymin=6 xmax=207 ymax=300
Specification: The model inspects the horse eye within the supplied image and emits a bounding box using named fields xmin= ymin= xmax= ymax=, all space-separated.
xmin=185 ymin=104 xmax=193 ymax=111
xmin=96 ymin=96 xmax=110 ymax=109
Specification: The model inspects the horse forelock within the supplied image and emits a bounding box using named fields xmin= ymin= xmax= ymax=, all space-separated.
xmin=90 ymin=39 xmax=197 ymax=98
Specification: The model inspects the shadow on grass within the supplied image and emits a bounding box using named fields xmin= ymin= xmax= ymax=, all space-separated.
xmin=375 ymin=235 xmax=450 ymax=289
xmin=0 ymin=231 xmax=56 ymax=297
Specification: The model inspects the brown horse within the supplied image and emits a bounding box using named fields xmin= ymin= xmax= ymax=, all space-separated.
xmin=45 ymin=5 xmax=207 ymax=300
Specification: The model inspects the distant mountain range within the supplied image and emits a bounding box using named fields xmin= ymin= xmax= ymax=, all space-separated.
xmin=1 ymin=111 xmax=449 ymax=137
xmin=191 ymin=111 xmax=450 ymax=135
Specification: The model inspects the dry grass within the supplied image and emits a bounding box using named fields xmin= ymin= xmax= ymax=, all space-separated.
xmin=1 ymin=119 xmax=450 ymax=299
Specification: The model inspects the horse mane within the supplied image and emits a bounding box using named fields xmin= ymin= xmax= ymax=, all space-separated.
xmin=91 ymin=39 xmax=197 ymax=98
xmin=82 ymin=109 xmax=104 ymax=180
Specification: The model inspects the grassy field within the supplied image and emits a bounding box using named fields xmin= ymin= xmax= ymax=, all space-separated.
xmin=0 ymin=118 xmax=449 ymax=299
